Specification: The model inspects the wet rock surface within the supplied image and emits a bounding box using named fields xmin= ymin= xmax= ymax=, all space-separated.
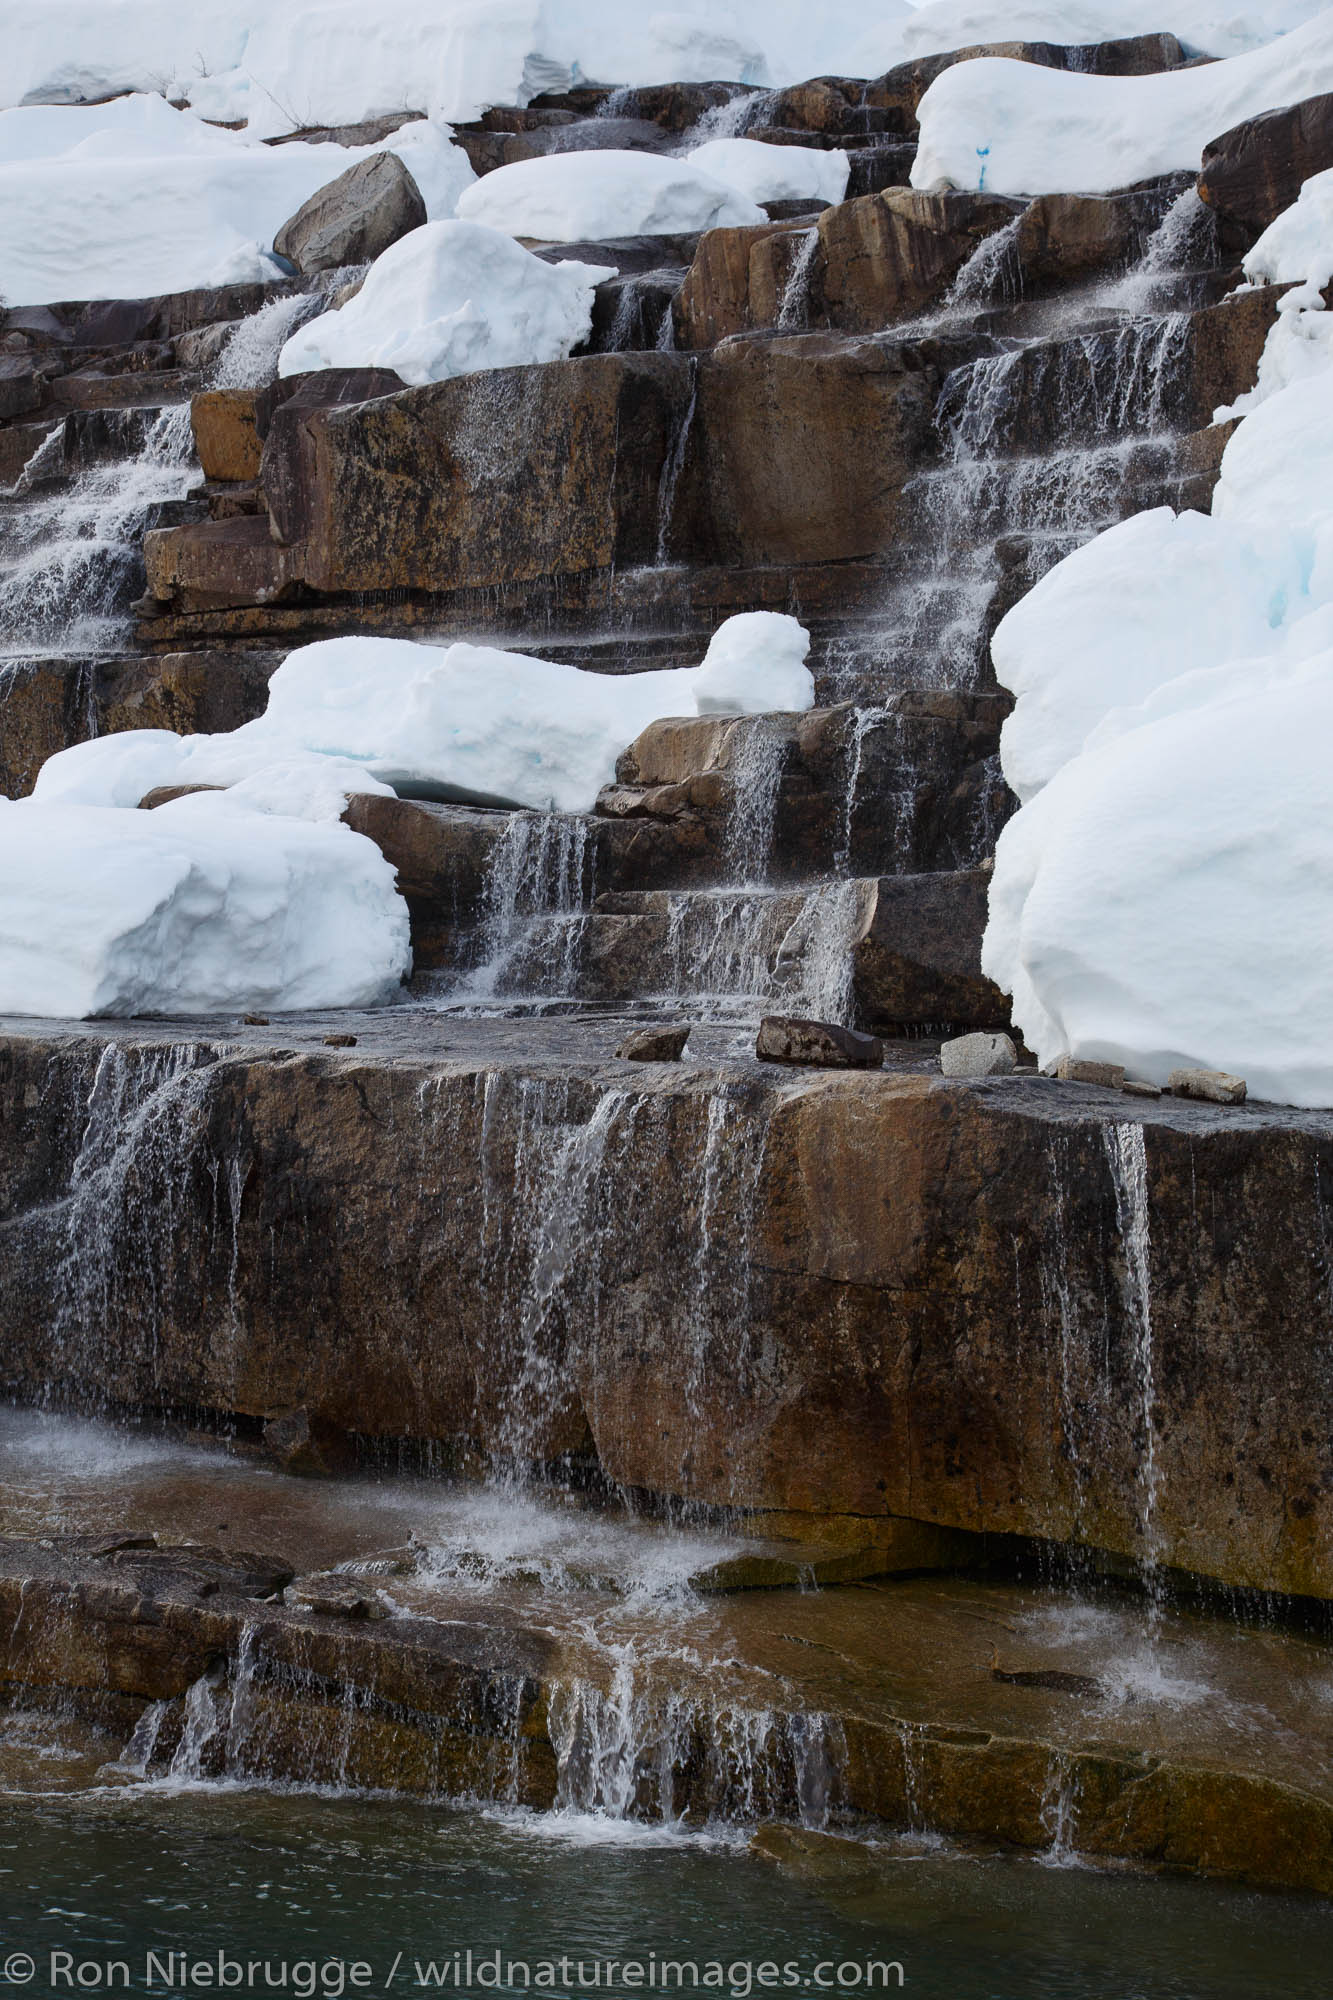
xmin=0 ymin=1018 xmax=1329 ymax=1601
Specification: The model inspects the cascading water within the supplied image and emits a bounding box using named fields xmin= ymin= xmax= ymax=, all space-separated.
xmin=0 ymin=285 xmax=327 ymax=664
xmin=1103 ymin=1120 xmax=1162 ymax=1602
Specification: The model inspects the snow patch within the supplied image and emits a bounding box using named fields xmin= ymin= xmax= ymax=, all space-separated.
xmin=0 ymin=94 xmax=473 ymax=306
xmin=685 ymin=137 xmax=849 ymax=208
xmin=36 ymin=615 xmax=816 ymax=819
xmin=278 ymin=221 xmax=615 ymax=385
xmin=456 ymin=149 xmax=765 ymax=242
xmin=912 ymin=13 xmax=1333 ymax=198
xmin=982 ymin=180 xmax=1333 ymax=1106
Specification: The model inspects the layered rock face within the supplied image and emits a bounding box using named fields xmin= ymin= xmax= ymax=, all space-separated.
xmin=2 ymin=1022 xmax=1331 ymax=1603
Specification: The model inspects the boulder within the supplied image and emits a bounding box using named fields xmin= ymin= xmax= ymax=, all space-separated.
xmin=817 ymin=190 xmax=1022 ymax=332
xmin=1014 ymin=192 xmax=1138 ymax=284
xmin=681 ymin=333 xmax=938 ymax=566
xmin=191 ymin=387 xmax=268 ymax=482
xmin=1053 ymin=1056 xmax=1126 ymax=1089
xmin=1200 ymin=94 xmax=1333 ymax=237
xmin=273 ymin=152 xmax=427 ymax=275
xmin=756 ymin=1015 xmax=885 ymax=1069
xmin=673 ymin=221 xmax=811 ymax=348
xmin=615 ymin=1023 xmax=691 ymax=1061
xmin=262 ymin=1406 xmax=354 ymax=1477
xmin=940 ymin=1031 xmax=1016 ymax=1078
xmin=0 ymin=355 xmax=44 ymax=421
xmin=340 ymin=795 xmax=510 ymax=970
xmin=260 ymin=351 xmax=694 ymax=590
xmin=1169 ymin=1067 xmax=1247 ymax=1105
xmin=852 ymin=870 xmax=1010 ymax=1034
xmin=866 ymin=34 xmax=1186 ymax=134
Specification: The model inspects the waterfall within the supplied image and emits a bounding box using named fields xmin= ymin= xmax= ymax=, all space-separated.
xmin=941 ymin=215 xmax=1025 ymax=311
xmin=457 ymin=811 xmax=592 ymax=1003
xmin=726 ymin=717 xmax=786 ymax=884
xmin=856 ymin=307 xmax=1195 ymax=693
xmin=0 ymin=406 xmax=197 ymax=659
xmin=0 ymin=282 xmax=329 ymax=664
xmin=1103 ymin=1120 xmax=1162 ymax=1598
xmin=655 ymin=360 xmax=698 ymax=564
xmin=775 ymin=229 xmax=821 ymax=333
xmin=31 ymin=1042 xmax=235 ymax=1407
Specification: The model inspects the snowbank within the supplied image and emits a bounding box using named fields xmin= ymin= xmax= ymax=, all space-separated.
xmin=35 ymin=614 xmax=816 ymax=818
xmin=0 ymin=2 xmax=914 ymax=135
xmin=913 ymin=12 xmax=1333 ymax=197
xmin=278 ymin=221 xmax=613 ymax=385
xmin=982 ymin=188 xmax=1333 ymax=1105
xmin=456 ymin=150 xmax=764 ymax=242
xmin=686 ymin=137 xmax=849 ymax=207
xmin=0 ymin=789 xmax=411 ymax=1018
xmin=902 ymin=0 xmax=1325 ymax=63
xmin=0 ymin=95 xmax=474 ymax=306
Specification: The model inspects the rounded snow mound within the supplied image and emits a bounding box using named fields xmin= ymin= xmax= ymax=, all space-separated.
xmin=911 ymin=12 xmax=1333 ymax=198
xmin=35 ymin=614 xmax=815 ymax=819
xmin=0 ymin=791 xmax=411 ymax=1019
xmin=686 ymin=137 xmax=849 ymax=208
xmin=902 ymin=0 xmax=1326 ymax=62
xmin=456 ymin=149 xmax=765 ymax=243
xmin=0 ymin=93 xmax=473 ymax=308
xmin=278 ymin=220 xmax=615 ymax=387
xmin=694 ymin=611 xmax=815 ymax=715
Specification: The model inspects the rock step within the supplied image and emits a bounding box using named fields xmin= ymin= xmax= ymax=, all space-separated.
xmin=1 ymin=1019 xmax=1330 ymax=1607
xmin=1 ymin=1533 xmax=1327 ymax=1893
xmin=409 ymin=868 xmax=1004 ymax=1034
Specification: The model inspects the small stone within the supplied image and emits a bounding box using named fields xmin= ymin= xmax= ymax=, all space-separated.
xmin=1053 ymin=1056 xmax=1127 ymax=1089
xmin=615 ymin=1024 xmax=690 ymax=1062
xmin=323 ymin=1032 xmax=357 ymax=1048
xmin=1169 ymin=1067 xmax=1247 ymax=1106
xmin=756 ymin=1016 xmax=884 ymax=1070
xmin=939 ymin=1031 xmax=1016 ymax=1078
xmin=243 ymin=1012 xmax=269 ymax=1027
xmin=262 ymin=1407 xmax=353 ymax=1477
xmin=284 ymin=1576 xmax=385 ymax=1621
xmin=1122 ymin=1079 xmax=1162 ymax=1099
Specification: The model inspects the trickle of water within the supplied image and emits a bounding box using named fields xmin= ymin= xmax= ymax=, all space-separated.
xmin=1103 ymin=1120 xmax=1161 ymax=1599
xmin=942 ymin=214 xmax=1024 ymax=312
xmin=459 ymin=812 xmax=592 ymax=1002
xmin=1038 ymin=1751 xmax=1081 ymax=1869
xmin=775 ymin=228 xmax=821 ymax=333
xmin=726 ymin=719 xmax=787 ymax=885
xmin=655 ymin=360 xmax=698 ymax=564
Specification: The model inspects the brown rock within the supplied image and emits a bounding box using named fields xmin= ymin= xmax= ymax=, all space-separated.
xmin=817 ymin=189 xmax=1022 ymax=332
xmin=323 ymin=1033 xmax=358 ymax=1049
xmin=683 ymin=333 xmax=937 ymax=565
xmin=756 ymin=1015 xmax=885 ymax=1069
xmin=1015 ymin=192 xmax=1136 ymax=284
xmin=615 ymin=1024 xmax=690 ymax=1061
xmin=1200 ymin=94 xmax=1333 ymax=236
xmin=191 ymin=387 xmax=267 ymax=482
xmin=261 ymin=352 xmax=693 ymax=590
xmin=1169 ymin=1067 xmax=1247 ymax=1105
xmin=1054 ymin=1057 xmax=1126 ymax=1089
xmin=262 ymin=1407 xmax=354 ymax=1476
xmin=852 ymin=870 xmax=1009 ymax=1034
xmin=673 ymin=221 xmax=810 ymax=348
xmin=0 ymin=355 xmax=44 ymax=420
xmin=273 ymin=152 xmax=427 ymax=274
